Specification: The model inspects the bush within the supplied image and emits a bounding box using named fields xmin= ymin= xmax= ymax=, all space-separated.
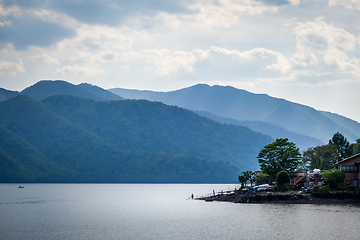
xmin=280 ymin=183 xmax=290 ymax=192
xmin=349 ymin=185 xmax=356 ymax=191
xmin=312 ymin=185 xmax=330 ymax=193
xmin=322 ymin=168 xmax=345 ymax=189
xmin=312 ymin=185 xmax=321 ymax=192
xmin=320 ymin=185 xmax=330 ymax=193
xmin=276 ymin=170 xmax=290 ymax=189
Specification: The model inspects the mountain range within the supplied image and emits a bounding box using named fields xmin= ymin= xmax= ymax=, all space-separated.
xmin=109 ymin=84 xmax=360 ymax=145
xmin=1 ymin=80 xmax=359 ymax=183
xmin=0 ymin=81 xmax=273 ymax=183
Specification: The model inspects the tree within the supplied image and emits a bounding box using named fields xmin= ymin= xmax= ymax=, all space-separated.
xmin=302 ymin=144 xmax=338 ymax=170
xmin=246 ymin=171 xmax=256 ymax=187
xmin=254 ymin=172 xmax=270 ymax=184
xmin=322 ymin=168 xmax=345 ymax=189
xmin=276 ymin=170 xmax=290 ymax=190
xmin=238 ymin=171 xmax=256 ymax=189
xmin=257 ymin=138 xmax=301 ymax=181
xmin=350 ymin=139 xmax=360 ymax=156
xmin=238 ymin=172 xmax=249 ymax=189
xmin=329 ymin=132 xmax=351 ymax=160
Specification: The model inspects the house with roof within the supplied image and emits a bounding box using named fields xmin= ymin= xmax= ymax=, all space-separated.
xmin=337 ymin=153 xmax=360 ymax=188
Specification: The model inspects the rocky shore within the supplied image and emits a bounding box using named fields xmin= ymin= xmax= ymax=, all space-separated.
xmin=196 ymin=191 xmax=360 ymax=206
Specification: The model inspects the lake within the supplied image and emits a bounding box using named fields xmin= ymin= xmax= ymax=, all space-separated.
xmin=1 ymin=184 xmax=359 ymax=239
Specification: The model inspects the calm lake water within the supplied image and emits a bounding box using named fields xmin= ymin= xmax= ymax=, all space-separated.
xmin=1 ymin=184 xmax=359 ymax=240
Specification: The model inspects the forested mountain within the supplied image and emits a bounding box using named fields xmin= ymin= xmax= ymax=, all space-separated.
xmin=320 ymin=111 xmax=360 ymax=138
xmin=19 ymin=80 xmax=123 ymax=102
xmin=0 ymin=88 xmax=19 ymax=102
xmin=194 ymin=110 xmax=323 ymax=150
xmin=0 ymin=94 xmax=272 ymax=183
xmin=77 ymin=83 xmax=124 ymax=101
xmin=3 ymin=80 xmax=359 ymax=183
xmin=110 ymin=84 xmax=360 ymax=144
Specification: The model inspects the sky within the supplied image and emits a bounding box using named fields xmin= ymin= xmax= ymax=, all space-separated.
xmin=1 ymin=0 xmax=360 ymax=122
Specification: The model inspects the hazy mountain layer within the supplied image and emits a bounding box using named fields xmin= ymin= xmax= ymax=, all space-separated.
xmin=110 ymin=84 xmax=360 ymax=144
xmin=194 ymin=110 xmax=323 ymax=150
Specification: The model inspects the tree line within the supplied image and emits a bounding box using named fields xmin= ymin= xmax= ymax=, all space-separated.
xmin=239 ymin=132 xmax=360 ymax=190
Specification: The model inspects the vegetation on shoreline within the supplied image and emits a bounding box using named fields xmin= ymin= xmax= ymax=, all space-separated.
xmin=239 ymin=132 xmax=360 ymax=193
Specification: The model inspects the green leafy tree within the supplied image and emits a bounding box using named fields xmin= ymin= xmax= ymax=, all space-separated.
xmin=238 ymin=171 xmax=256 ymax=189
xmin=350 ymin=139 xmax=360 ymax=156
xmin=257 ymin=138 xmax=301 ymax=181
xmin=244 ymin=171 xmax=256 ymax=187
xmin=322 ymin=168 xmax=345 ymax=189
xmin=238 ymin=172 xmax=249 ymax=189
xmin=329 ymin=132 xmax=351 ymax=160
xmin=302 ymin=144 xmax=338 ymax=170
xmin=276 ymin=170 xmax=290 ymax=190
xmin=254 ymin=172 xmax=270 ymax=184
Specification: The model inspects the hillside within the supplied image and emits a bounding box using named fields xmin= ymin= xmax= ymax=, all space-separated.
xmin=20 ymin=80 xmax=123 ymax=101
xmin=320 ymin=111 xmax=360 ymax=138
xmin=0 ymin=88 xmax=19 ymax=102
xmin=0 ymin=95 xmax=273 ymax=183
xmin=42 ymin=95 xmax=272 ymax=169
xmin=194 ymin=110 xmax=323 ymax=150
xmin=110 ymin=84 xmax=360 ymax=144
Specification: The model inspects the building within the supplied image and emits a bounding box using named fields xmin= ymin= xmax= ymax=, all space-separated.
xmin=337 ymin=153 xmax=360 ymax=188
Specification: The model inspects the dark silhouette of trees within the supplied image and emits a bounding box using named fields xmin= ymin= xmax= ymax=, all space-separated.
xmin=302 ymin=144 xmax=338 ymax=170
xmin=276 ymin=170 xmax=290 ymax=190
xmin=329 ymin=132 xmax=351 ymax=160
xmin=257 ymin=138 xmax=301 ymax=181
xmin=350 ymin=139 xmax=360 ymax=156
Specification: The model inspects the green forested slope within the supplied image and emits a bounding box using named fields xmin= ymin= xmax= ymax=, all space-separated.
xmin=0 ymin=95 xmax=272 ymax=183
xmin=43 ymin=95 xmax=271 ymax=168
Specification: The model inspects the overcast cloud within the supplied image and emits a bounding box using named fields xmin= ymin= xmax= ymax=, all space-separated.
xmin=1 ymin=0 xmax=360 ymax=122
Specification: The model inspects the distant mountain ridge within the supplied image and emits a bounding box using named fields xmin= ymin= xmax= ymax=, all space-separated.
xmin=2 ymin=80 xmax=359 ymax=147
xmin=0 ymin=88 xmax=19 ymax=101
xmin=0 ymin=80 xmax=123 ymax=102
xmin=194 ymin=110 xmax=323 ymax=150
xmin=109 ymin=84 xmax=360 ymax=145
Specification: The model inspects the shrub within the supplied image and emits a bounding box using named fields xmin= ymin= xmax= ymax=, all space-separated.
xmin=313 ymin=185 xmax=321 ymax=192
xmin=320 ymin=185 xmax=330 ymax=193
xmin=312 ymin=185 xmax=330 ymax=193
xmin=276 ymin=170 xmax=290 ymax=189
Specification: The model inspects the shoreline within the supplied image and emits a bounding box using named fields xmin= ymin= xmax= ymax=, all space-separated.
xmin=196 ymin=192 xmax=360 ymax=206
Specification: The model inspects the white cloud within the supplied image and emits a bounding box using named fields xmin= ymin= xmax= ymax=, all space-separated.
xmin=31 ymin=53 xmax=60 ymax=64
xmin=55 ymin=65 xmax=105 ymax=77
xmin=124 ymin=46 xmax=289 ymax=78
xmin=32 ymin=8 xmax=80 ymax=29
xmin=328 ymin=0 xmax=360 ymax=10
xmin=186 ymin=0 xmax=281 ymax=29
xmin=290 ymin=17 xmax=359 ymax=78
xmin=0 ymin=4 xmax=22 ymax=17
xmin=0 ymin=60 xmax=25 ymax=75
xmin=99 ymin=51 xmax=117 ymax=62
xmin=135 ymin=49 xmax=208 ymax=76
xmin=0 ymin=20 xmax=12 ymax=27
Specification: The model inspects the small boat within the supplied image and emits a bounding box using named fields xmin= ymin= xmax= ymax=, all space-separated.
xmin=18 ymin=185 xmax=24 ymax=188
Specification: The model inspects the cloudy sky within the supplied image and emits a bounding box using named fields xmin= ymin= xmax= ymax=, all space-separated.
xmin=1 ymin=0 xmax=360 ymax=121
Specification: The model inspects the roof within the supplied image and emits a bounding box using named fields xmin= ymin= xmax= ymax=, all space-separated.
xmin=336 ymin=153 xmax=360 ymax=164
